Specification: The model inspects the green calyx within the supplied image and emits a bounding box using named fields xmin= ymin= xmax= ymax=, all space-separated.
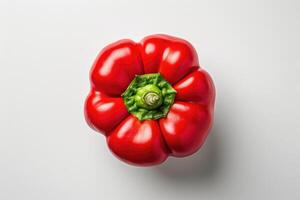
xmin=122 ymin=73 xmax=176 ymax=121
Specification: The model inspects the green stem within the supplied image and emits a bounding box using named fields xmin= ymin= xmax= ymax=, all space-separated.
xmin=135 ymin=84 xmax=162 ymax=109
xmin=122 ymin=73 xmax=176 ymax=121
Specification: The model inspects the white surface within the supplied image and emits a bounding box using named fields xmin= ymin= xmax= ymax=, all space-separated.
xmin=1 ymin=0 xmax=300 ymax=199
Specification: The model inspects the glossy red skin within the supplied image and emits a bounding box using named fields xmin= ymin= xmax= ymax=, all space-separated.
xmin=159 ymin=102 xmax=212 ymax=157
xmin=91 ymin=40 xmax=144 ymax=96
xmin=85 ymin=90 xmax=129 ymax=133
xmin=85 ymin=34 xmax=215 ymax=166
xmin=139 ymin=35 xmax=199 ymax=84
xmin=107 ymin=116 xmax=169 ymax=166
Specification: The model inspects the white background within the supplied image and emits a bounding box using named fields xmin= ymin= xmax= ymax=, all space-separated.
xmin=1 ymin=0 xmax=299 ymax=199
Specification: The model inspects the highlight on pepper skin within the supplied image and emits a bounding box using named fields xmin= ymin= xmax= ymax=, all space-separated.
xmin=84 ymin=34 xmax=215 ymax=166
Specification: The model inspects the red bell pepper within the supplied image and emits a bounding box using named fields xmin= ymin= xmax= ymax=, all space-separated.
xmin=85 ymin=34 xmax=215 ymax=166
